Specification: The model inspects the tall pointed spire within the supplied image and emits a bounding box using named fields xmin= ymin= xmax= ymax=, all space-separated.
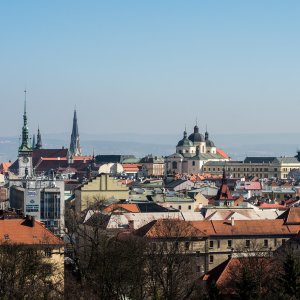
xmin=35 ymin=126 xmax=42 ymax=149
xmin=69 ymin=109 xmax=81 ymax=156
xmin=32 ymin=134 xmax=36 ymax=149
xmin=19 ymin=90 xmax=32 ymax=152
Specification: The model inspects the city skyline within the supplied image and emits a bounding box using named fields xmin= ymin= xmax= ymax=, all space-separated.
xmin=1 ymin=1 xmax=300 ymax=137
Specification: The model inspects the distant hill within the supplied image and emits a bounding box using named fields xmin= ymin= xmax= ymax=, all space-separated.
xmin=1 ymin=132 xmax=299 ymax=162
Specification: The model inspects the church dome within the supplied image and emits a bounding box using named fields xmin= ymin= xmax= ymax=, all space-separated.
xmin=205 ymin=130 xmax=215 ymax=147
xmin=177 ymin=130 xmax=193 ymax=147
xmin=188 ymin=125 xmax=205 ymax=143
xmin=206 ymin=140 xmax=215 ymax=147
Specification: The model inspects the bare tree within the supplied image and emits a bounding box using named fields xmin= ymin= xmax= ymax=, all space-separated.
xmin=0 ymin=243 xmax=63 ymax=299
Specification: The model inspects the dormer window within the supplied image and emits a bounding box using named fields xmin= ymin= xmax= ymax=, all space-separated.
xmin=4 ymin=234 xmax=9 ymax=240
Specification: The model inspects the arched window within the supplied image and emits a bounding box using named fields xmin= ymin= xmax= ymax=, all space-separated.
xmin=172 ymin=161 xmax=177 ymax=169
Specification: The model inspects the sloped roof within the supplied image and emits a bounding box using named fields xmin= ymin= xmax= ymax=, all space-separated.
xmin=216 ymin=148 xmax=229 ymax=159
xmin=277 ymin=207 xmax=300 ymax=224
xmin=202 ymin=257 xmax=277 ymax=293
xmin=102 ymin=203 xmax=140 ymax=213
xmin=258 ymin=203 xmax=286 ymax=209
xmin=165 ymin=179 xmax=192 ymax=189
xmin=188 ymin=153 xmax=225 ymax=161
xmin=191 ymin=219 xmax=300 ymax=236
xmin=135 ymin=219 xmax=206 ymax=238
xmin=244 ymin=157 xmax=276 ymax=164
xmin=205 ymin=210 xmax=250 ymax=221
xmin=275 ymin=157 xmax=300 ymax=164
xmin=239 ymin=182 xmax=262 ymax=190
xmin=0 ymin=218 xmax=63 ymax=245
xmin=9 ymin=148 xmax=69 ymax=173
xmin=137 ymin=202 xmax=172 ymax=213
xmin=0 ymin=162 xmax=12 ymax=172
xmin=122 ymin=164 xmax=141 ymax=172
xmin=124 ymin=212 xmax=184 ymax=229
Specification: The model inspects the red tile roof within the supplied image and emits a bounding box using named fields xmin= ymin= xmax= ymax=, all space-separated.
xmin=258 ymin=203 xmax=285 ymax=209
xmin=239 ymin=182 xmax=262 ymax=190
xmin=135 ymin=219 xmax=206 ymax=238
xmin=122 ymin=163 xmax=141 ymax=172
xmin=277 ymin=207 xmax=300 ymax=224
xmin=192 ymin=219 xmax=300 ymax=236
xmin=216 ymin=148 xmax=229 ymax=159
xmin=202 ymin=257 xmax=278 ymax=294
xmin=0 ymin=162 xmax=12 ymax=173
xmin=0 ymin=218 xmax=63 ymax=245
xmin=102 ymin=203 xmax=140 ymax=213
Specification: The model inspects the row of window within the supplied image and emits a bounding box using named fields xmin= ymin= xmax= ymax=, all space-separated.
xmin=209 ymin=239 xmax=286 ymax=249
xmin=176 ymin=205 xmax=192 ymax=210
xmin=204 ymin=167 xmax=278 ymax=172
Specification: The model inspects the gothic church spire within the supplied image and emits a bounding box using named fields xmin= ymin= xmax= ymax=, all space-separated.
xmin=69 ymin=109 xmax=81 ymax=156
xmin=35 ymin=126 xmax=42 ymax=149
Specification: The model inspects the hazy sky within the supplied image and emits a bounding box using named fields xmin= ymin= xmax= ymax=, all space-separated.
xmin=1 ymin=1 xmax=300 ymax=138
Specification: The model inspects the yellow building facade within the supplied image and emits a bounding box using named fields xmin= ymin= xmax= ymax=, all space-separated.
xmin=75 ymin=174 xmax=129 ymax=212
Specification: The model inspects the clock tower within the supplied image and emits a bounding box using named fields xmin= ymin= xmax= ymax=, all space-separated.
xmin=18 ymin=90 xmax=33 ymax=178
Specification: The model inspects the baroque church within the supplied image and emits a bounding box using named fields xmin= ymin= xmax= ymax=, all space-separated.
xmin=165 ymin=124 xmax=230 ymax=175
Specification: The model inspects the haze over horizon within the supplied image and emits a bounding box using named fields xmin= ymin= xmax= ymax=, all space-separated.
xmin=1 ymin=1 xmax=300 ymax=137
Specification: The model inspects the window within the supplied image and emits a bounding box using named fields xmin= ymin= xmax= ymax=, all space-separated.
xmin=228 ymin=240 xmax=232 ymax=248
xmin=209 ymin=255 xmax=214 ymax=263
xmin=209 ymin=241 xmax=214 ymax=248
xmin=196 ymin=251 xmax=200 ymax=257
xmin=274 ymin=239 xmax=277 ymax=247
xmin=178 ymin=205 xmax=181 ymax=210
xmin=44 ymin=248 xmax=52 ymax=257
xmin=4 ymin=234 xmax=9 ymax=240
xmin=188 ymin=205 xmax=191 ymax=210
xmin=172 ymin=161 xmax=177 ymax=169
xmin=282 ymin=239 xmax=286 ymax=245
xmin=192 ymin=161 xmax=195 ymax=166
xmin=264 ymin=240 xmax=268 ymax=247
xmin=245 ymin=240 xmax=250 ymax=248
xmin=217 ymin=240 xmax=220 ymax=248
xmin=185 ymin=242 xmax=190 ymax=251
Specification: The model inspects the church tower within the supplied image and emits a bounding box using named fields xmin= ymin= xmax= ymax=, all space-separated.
xmin=69 ymin=109 xmax=81 ymax=156
xmin=35 ymin=126 xmax=42 ymax=149
xmin=18 ymin=90 xmax=33 ymax=177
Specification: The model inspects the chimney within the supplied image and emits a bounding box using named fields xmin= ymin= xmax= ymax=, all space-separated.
xmin=25 ymin=215 xmax=35 ymax=227
xmin=231 ymin=217 xmax=235 ymax=226
xmin=128 ymin=220 xmax=134 ymax=230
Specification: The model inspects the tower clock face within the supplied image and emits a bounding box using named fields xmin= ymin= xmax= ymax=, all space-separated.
xmin=23 ymin=156 xmax=29 ymax=163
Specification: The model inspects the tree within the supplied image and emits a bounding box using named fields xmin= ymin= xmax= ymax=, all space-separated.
xmin=223 ymin=240 xmax=280 ymax=300
xmin=142 ymin=219 xmax=203 ymax=300
xmin=278 ymin=252 xmax=300 ymax=300
xmin=0 ymin=243 xmax=63 ymax=299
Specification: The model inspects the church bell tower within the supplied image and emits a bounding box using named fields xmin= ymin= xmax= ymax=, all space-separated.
xmin=18 ymin=90 xmax=33 ymax=177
